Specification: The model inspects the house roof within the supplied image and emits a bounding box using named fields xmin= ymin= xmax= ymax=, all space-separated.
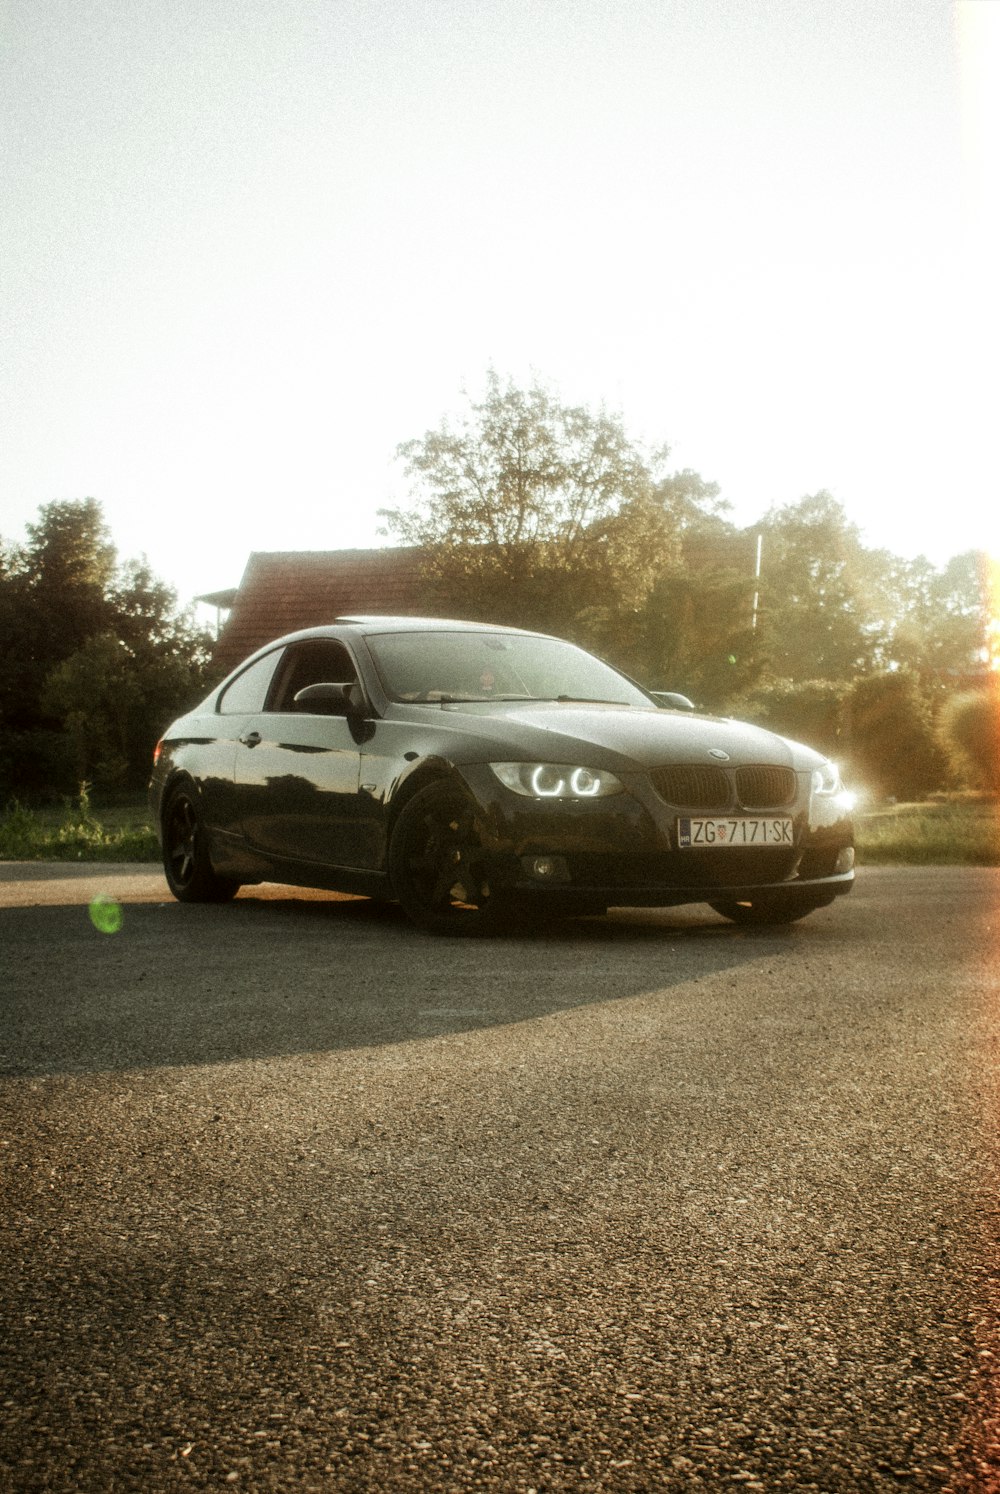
xmin=212 ymin=547 xmax=427 ymax=672
xmin=194 ymin=587 xmax=240 ymax=610
xmin=211 ymin=530 xmax=763 ymax=674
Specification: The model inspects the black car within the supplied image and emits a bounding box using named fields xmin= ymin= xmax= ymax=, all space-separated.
xmin=150 ymin=616 xmax=855 ymax=933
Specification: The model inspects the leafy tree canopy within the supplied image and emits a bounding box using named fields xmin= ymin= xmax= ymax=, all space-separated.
xmin=753 ymin=496 xmax=993 ymax=686
xmin=24 ymin=497 xmax=116 ymax=592
xmin=753 ymin=493 xmax=886 ymax=682
xmin=0 ymin=499 xmax=210 ymax=794
xmin=380 ymin=371 xmax=730 ymax=642
xmin=381 ymin=376 xmax=997 ymax=775
xmin=882 ymin=549 xmax=994 ymax=680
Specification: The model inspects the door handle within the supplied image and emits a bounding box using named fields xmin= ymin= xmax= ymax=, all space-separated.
xmin=239 ymin=730 xmax=262 ymax=748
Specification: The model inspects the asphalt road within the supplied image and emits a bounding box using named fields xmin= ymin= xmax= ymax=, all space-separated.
xmin=1 ymin=864 xmax=999 ymax=1492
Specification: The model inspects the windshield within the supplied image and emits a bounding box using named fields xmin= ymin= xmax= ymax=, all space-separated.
xmin=366 ymin=630 xmax=652 ymax=707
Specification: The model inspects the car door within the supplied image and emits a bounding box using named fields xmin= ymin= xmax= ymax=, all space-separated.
xmin=204 ymin=646 xmax=286 ymax=839
xmin=235 ymin=639 xmax=364 ymax=869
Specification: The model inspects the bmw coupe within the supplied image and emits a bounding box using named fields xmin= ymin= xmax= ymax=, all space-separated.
xmin=150 ymin=616 xmax=855 ymax=932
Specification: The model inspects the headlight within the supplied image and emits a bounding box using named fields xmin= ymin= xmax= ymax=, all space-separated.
xmin=489 ymin=762 xmax=624 ymax=799
xmin=811 ymin=760 xmax=842 ymax=795
xmin=811 ymin=759 xmax=856 ymax=812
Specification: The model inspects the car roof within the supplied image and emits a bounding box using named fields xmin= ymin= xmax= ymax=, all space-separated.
xmin=225 ymin=617 xmax=557 ymax=674
xmin=332 ymin=615 xmax=540 ymax=635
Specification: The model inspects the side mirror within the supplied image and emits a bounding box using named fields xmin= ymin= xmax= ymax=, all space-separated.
xmin=293 ymin=682 xmax=362 ymax=716
xmin=650 ymin=690 xmax=696 ymax=712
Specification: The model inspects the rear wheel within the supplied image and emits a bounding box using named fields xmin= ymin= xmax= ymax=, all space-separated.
xmin=162 ymin=785 xmax=240 ymax=903
xmin=388 ymin=781 xmax=514 ymax=935
xmin=710 ymin=894 xmax=833 ymax=927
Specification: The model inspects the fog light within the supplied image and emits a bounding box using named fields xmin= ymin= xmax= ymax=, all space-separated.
xmin=522 ymin=855 xmax=570 ymax=883
xmin=834 ymin=847 xmax=855 ymax=873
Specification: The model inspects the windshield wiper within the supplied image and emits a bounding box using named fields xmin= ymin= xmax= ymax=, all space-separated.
xmin=412 ymin=693 xmax=633 ymax=706
xmin=433 ymin=693 xmax=550 ymax=704
xmin=555 ymin=695 xmax=631 ymax=706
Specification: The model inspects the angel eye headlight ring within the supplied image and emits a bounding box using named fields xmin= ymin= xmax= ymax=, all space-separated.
xmin=489 ymin=763 xmax=623 ymax=799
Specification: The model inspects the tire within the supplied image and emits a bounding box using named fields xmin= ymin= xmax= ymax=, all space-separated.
xmin=388 ymin=781 xmax=512 ymax=935
xmin=161 ymin=784 xmax=240 ymax=904
xmin=710 ymin=894 xmax=833 ymax=927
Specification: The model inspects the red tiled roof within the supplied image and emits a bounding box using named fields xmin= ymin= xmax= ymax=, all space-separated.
xmin=213 ymin=547 xmax=427 ymax=671
xmin=212 ymin=532 xmax=761 ymax=674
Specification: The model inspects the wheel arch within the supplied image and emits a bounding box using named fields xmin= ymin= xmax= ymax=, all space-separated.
xmin=159 ymin=772 xmax=240 ymax=902
xmin=156 ymin=769 xmax=202 ymax=824
xmin=385 ymin=759 xmax=468 ymax=844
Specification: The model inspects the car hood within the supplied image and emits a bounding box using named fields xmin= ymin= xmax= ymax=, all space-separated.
xmin=426 ymin=700 xmax=819 ymax=771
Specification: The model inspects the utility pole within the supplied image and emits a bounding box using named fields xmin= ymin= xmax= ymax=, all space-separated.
xmin=751 ymin=533 xmax=763 ymax=633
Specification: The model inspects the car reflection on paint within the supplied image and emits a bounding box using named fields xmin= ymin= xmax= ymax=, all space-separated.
xmin=149 ymin=616 xmax=855 ymax=934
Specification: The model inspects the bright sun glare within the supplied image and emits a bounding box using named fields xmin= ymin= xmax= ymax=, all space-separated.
xmin=955 ymin=1 xmax=1000 ymax=652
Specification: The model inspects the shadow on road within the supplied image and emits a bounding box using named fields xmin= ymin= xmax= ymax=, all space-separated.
xmin=0 ymin=889 xmax=819 ymax=1078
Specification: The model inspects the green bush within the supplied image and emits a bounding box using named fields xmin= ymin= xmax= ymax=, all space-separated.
xmin=0 ymin=785 xmax=159 ymax=861
xmin=0 ymin=727 xmax=75 ymax=801
xmin=842 ymin=671 xmax=947 ymax=800
xmin=0 ymin=799 xmax=41 ymax=859
xmin=729 ymin=678 xmax=848 ymax=759
xmin=939 ymin=687 xmax=1000 ymax=791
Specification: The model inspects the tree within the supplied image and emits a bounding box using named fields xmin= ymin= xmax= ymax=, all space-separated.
xmin=24 ymin=496 xmax=116 ymax=587
xmin=884 ymin=550 xmax=994 ymax=681
xmin=41 ymin=634 xmax=142 ymax=786
xmin=633 ymin=553 xmax=760 ymax=708
xmin=1 ymin=500 xmax=118 ymax=742
xmin=381 ymin=376 xmax=993 ymax=777
xmin=22 ymin=498 xmax=118 ymax=665
xmin=0 ymin=499 xmax=211 ymax=795
xmin=379 ymin=372 xmax=728 ymax=651
xmin=104 ymin=559 xmax=213 ymax=782
xmin=753 ymin=493 xmax=891 ymax=683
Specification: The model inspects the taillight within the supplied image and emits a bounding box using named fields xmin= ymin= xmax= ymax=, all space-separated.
xmin=152 ymin=739 xmax=163 ymax=767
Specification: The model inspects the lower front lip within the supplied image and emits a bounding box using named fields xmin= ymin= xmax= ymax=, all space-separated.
xmin=490 ymin=848 xmax=855 ymax=907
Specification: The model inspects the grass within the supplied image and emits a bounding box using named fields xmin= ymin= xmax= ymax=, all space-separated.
xmin=0 ymin=785 xmax=159 ymax=863
xmin=854 ymin=794 xmax=1000 ymax=866
xmin=2 ymin=786 xmax=998 ymax=868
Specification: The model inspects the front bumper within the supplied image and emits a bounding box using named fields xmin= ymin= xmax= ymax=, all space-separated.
xmin=457 ymin=763 xmax=855 ymax=908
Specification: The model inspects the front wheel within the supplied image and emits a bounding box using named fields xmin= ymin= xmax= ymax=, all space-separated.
xmin=162 ymin=785 xmax=240 ymax=903
xmin=388 ymin=781 xmax=512 ymax=935
xmin=709 ymin=894 xmax=833 ymax=927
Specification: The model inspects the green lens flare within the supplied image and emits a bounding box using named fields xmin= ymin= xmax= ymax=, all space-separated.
xmin=89 ymin=894 xmax=123 ymax=934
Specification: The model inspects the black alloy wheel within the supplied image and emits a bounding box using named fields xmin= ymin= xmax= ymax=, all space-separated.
xmin=388 ymin=781 xmax=510 ymax=935
xmin=162 ymin=785 xmax=240 ymax=903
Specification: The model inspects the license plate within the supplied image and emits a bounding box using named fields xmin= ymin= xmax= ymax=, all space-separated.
xmin=677 ymin=816 xmax=794 ymax=848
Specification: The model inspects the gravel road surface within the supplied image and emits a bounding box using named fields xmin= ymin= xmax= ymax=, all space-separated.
xmin=2 ymin=864 xmax=999 ymax=1491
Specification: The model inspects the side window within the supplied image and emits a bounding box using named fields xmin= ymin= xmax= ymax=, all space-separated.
xmin=217 ymin=650 xmax=283 ymax=715
xmin=270 ymin=641 xmax=358 ymax=712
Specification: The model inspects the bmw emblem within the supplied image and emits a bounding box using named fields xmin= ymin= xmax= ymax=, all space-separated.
xmin=708 ymin=748 xmax=730 ymax=761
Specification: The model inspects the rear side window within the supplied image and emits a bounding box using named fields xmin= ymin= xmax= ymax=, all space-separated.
xmin=218 ymin=650 xmax=283 ymax=714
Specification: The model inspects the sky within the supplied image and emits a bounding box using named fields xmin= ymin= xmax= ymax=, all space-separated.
xmin=2 ymin=0 xmax=997 ymax=618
